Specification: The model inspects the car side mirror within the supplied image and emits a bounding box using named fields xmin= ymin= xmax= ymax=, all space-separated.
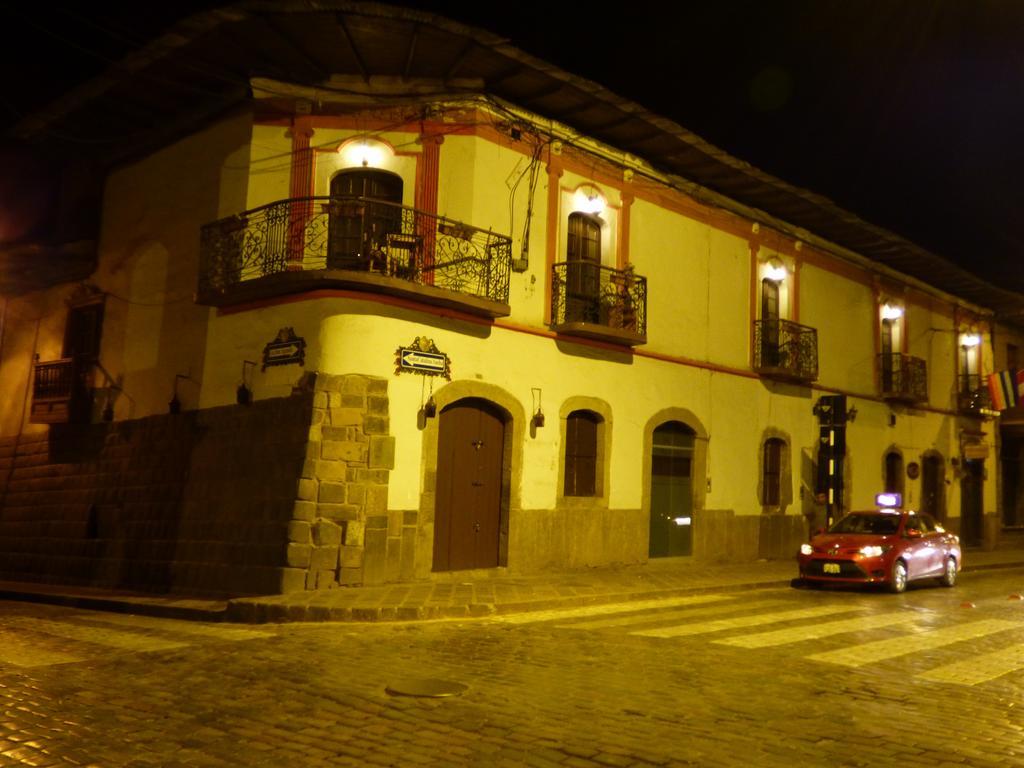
xmin=905 ymin=528 xmax=922 ymax=538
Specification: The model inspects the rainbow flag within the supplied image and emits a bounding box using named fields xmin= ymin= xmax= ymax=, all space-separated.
xmin=988 ymin=369 xmax=1020 ymax=410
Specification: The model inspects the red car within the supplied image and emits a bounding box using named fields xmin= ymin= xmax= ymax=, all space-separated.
xmin=797 ymin=509 xmax=961 ymax=593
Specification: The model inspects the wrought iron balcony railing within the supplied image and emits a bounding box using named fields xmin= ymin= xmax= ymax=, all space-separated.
xmin=958 ymin=373 xmax=993 ymax=414
xmin=878 ymin=353 xmax=928 ymax=403
xmin=197 ymin=196 xmax=512 ymax=311
xmin=30 ymin=357 xmax=89 ymax=424
xmin=550 ymin=262 xmax=647 ymax=345
xmin=753 ymin=319 xmax=818 ymax=382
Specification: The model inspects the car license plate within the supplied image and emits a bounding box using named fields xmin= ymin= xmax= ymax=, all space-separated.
xmin=823 ymin=562 xmax=841 ymax=574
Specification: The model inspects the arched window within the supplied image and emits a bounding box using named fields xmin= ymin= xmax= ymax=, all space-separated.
xmin=762 ymin=438 xmax=785 ymax=505
xmin=884 ymin=451 xmax=904 ymax=497
xmin=564 ymin=410 xmax=601 ymax=496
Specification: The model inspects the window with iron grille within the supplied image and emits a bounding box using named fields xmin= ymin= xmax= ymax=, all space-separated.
xmin=564 ymin=410 xmax=600 ymax=496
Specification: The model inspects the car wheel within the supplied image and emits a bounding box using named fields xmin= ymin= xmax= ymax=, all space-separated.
xmin=939 ymin=556 xmax=957 ymax=588
xmin=889 ymin=559 xmax=908 ymax=594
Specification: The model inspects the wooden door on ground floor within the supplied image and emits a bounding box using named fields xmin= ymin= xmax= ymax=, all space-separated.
xmin=433 ymin=398 xmax=505 ymax=571
xmin=649 ymin=421 xmax=695 ymax=558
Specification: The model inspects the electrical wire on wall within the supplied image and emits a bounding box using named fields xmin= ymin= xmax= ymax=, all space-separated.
xmin=505 ymin=133 xmax=545 ymax=270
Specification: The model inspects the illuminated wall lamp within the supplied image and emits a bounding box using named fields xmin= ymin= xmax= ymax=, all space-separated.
xmin=763 ymin=262 xmax=788 ymax=282
xmin=881 ymin=303 xmax=904 ymax=320
xmin=574 ymin=187 xmax=605 ymax=215
xmin=960 ymin=333 xmax=981 ymax=348
xmin=340 ymin=139 xmax=384 ymax=169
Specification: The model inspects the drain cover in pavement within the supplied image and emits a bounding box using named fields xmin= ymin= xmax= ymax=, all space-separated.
xmin=385 ymin=678 xmax=468 ymax=698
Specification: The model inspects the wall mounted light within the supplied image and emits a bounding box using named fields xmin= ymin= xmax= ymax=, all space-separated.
xmin=169 ymin=372 xmax=191 ymax=414
xmin=236 ymin=360 xmax=256 ymax=405
xmin=339 ymin=138 xmax=385 ymax=169
xmin=960 ymin=333 xmax=981 ymax=348
xmin=574 ymin=185 xmax=605 ymax=215
xmin=881 ymin=303 xmax=904 ymax=320
xmin=763 ymin=262 xmax=788 ymax=282
xmin=530 ymin=387 xmax=545 ymax=429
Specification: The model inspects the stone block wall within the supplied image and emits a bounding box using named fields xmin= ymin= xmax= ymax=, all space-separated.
xmin=0 ymin=372 xmax=403 ymax=596
xmin=290 ymin=373 xmax=399 ymax=590
xmin=0 ymin=395 xmax=312 ymax=596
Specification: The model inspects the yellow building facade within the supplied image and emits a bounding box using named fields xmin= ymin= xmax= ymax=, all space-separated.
xmin=1 ymin=7 xmax=1020 ymax=594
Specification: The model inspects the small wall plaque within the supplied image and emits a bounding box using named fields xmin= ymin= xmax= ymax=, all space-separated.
xmin=263 ymin=327 xmax=306 ymax=371
xmin=395 ymin=336 xmax=451 ymax=379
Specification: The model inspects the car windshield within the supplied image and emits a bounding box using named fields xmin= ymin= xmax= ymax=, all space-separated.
xmin=828 ymin=513 xmax=900 ymax=536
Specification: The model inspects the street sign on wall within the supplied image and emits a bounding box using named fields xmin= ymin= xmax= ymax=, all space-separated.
xmin=395 ymin=337 xmax=451 ymax=379
xmin=262 ymin=327 xmax=306 ymax=370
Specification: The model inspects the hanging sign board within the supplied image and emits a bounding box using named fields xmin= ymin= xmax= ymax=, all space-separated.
xmin=963 ymin=443 xmax=990 ymax=460
xmin=395 ymin=337 xmax=451 ymax=379
xmin=263 ymin=327 xmax=306 ymax=370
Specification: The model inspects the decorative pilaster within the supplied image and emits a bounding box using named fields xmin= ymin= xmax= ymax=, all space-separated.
xmin=416 ymin=133 xmax=444 ymax=284
xmin=287 ymin=120 xmax=315 ymax=268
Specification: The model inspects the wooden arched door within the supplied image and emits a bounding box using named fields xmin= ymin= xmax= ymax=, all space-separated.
xmin=433 ymin=399 xmax=505 ymax=571
xmin=327 ymin=169 xmax=403 ymax=269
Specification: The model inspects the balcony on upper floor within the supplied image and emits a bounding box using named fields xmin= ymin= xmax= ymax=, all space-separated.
xmin=878 ymin=353 xmax=928 ymax=404
xmin=197 ymin=197 xmax=513 ymax=318
xmin=958 ymin=373 xmax=993 ymax=415
xmin=549 ymin=262 xmax=647 ymax=346
xmin=29 ymin=357 xmax=92 ymax=424
xmin=753 ymin=319 xmax=818 ymax=383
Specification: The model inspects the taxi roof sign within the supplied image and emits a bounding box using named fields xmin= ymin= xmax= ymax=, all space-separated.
xmin=875 ymin=492 xmax=902 ymax=509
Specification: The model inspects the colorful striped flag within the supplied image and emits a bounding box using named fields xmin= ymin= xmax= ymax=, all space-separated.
xmin=988 ymin=369 xmax=1020 ymax=410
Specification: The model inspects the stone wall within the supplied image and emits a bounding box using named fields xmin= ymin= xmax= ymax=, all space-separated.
xmin=291 ymin=373 xmax=399 ymax=589
xmin=0 ymin=372 xmax=403 ymax=596
xmin=0 ymin=395 xmax=312 ymax=596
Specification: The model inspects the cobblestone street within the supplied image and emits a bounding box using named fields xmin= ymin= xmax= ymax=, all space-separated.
xmin=3 ymin=568 xmax=1024 ymax=767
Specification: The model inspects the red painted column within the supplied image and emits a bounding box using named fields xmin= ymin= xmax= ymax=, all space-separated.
xmin=287 ymin=120 xmax=315 ymax=269
xmin=416 ymin=132 xmax=444 ymax=283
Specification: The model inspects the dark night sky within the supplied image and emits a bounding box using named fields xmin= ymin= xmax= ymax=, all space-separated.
xmin=2 ymin=1 xmax=1022 ymax=292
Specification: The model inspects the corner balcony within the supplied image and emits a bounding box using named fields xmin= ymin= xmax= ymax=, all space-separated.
xmin=753 ymin=319 xmax=818 ymax=383
xmin=958 ymin=374 xmax=993 ymax=415
xmin=878 ymin=353 xmax=928 ymax=404
xmin=197 ymin=197 xmax=513 ymax=318
xmin=550 ymin=262 xmax=647 ymax=346
xmin=29 ymin=358 xmax=91 ymax=424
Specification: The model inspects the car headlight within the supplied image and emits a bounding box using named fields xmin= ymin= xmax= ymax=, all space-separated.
xmin=800 ymin=543 xmax=813 ymax=556
xmin=859 ymin=545 xmax=889 ymax=557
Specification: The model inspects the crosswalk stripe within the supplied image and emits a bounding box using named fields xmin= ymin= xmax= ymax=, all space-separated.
xmin=917 ymin=644 xmax=1024 ymax=686
xmin=632 ymin=605 xmax=856 ymax=638
xmin=72 ymin=613 xmax=274 ymax=641
xmin=807 ymin=619 xmax=1020 ymax=667
xmin=0 ymin=629 xmax=83 ymax=667
xmin=7 ymin=617 xmax=189 ymax=653
xmin=715 ymin=612 xmax=919 ymax=648
xmin=492 ymin=594 xmax=736 ymax=625
xmin=557 ymin=598 xmax=792 ymax=631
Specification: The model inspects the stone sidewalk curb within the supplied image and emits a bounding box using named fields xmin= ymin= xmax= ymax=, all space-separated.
xmin=222 ymin=577 xmax=795 ymax=624
xmin=0 ymin=584 xmax=227 ymax=622
xmin=2 ymin=556 xmax=1023 ymax=625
